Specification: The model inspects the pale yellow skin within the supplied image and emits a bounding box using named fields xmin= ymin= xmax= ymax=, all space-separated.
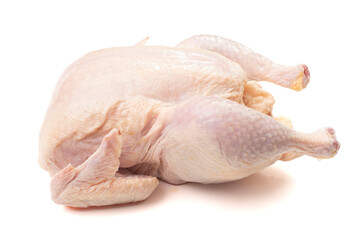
xmin=39 ymin=35 xmax=339 ymax=208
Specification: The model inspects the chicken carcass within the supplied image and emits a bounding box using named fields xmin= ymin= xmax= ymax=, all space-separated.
xmin=39 ymin=35 xmax=339 ymax=207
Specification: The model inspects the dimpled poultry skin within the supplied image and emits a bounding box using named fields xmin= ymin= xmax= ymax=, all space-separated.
xmin=39 ymin=35 xmax=339 ymax=208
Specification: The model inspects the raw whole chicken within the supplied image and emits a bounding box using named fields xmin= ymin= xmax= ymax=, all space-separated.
xmin=39 ymin=35 xmax=339 ymax=208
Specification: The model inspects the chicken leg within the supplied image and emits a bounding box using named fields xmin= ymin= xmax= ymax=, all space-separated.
xmin=157 ymin=96 xmax=339 ymax=184
xmin=177 ymin=34 xmax=310 ymax=91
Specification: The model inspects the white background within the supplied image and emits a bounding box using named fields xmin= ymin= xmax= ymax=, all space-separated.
xmin=0 ymin=0 xmax=359 ymax=239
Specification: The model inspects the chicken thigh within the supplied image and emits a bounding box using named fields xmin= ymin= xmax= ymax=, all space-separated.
xmin=39 ymin=35 xmax=339 ymax=207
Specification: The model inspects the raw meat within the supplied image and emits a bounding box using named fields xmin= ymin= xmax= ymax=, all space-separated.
xmin=39 ymin=35 xmax=339 ymax=207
